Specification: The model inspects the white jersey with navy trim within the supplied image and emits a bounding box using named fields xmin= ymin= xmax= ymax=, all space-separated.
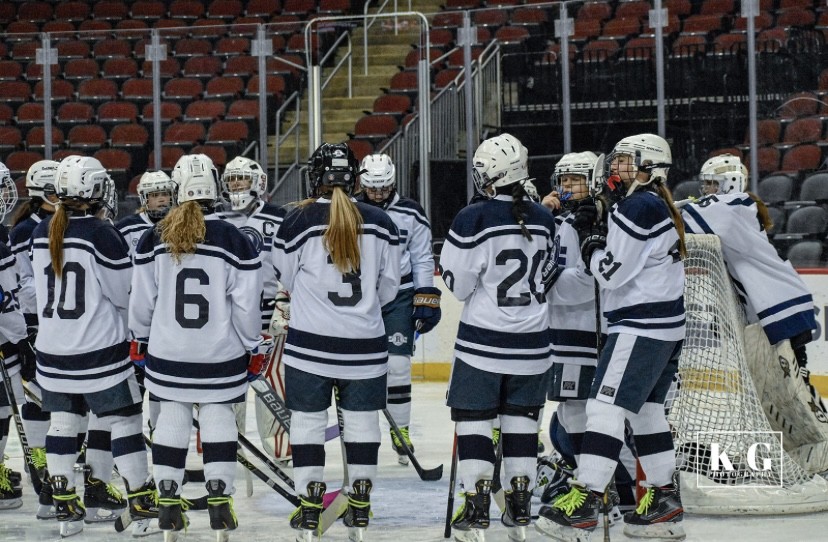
xmin=129 ymin=213 xmax=263 ymax=403
xmin=587 ymin=190 xmax=686 ymax=341
xmin=116 ymin=211 xmax=154 ymax=259
xmin=272 ymin=197 xmax=401 ymax=380
xmin=375 ymin=193 xmax=434 ymax=290
xmin=440 ymin=194 xmax=555 ymax=376
xmin=8 ymin=213 xmax=43 ymax=316
xmin=31 ymin=215 xmax=133 ymax=394
xmin=0 ymin=242 xmax=28 ymax=375
xmin=681 ymin=192 xmax=816 ymax=344
xmin=548 ymin=212 xmax=606 ymax=367
xmin=218 ymin=201 xmax=286 ymax=327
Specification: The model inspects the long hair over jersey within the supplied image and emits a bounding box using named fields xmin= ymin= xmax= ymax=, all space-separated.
xmin=158 ymin=200 xmax=206 ymax=264
xmin=653 ymin=182 xmax=687 ymax=258
xmin=298 ymin=186 xmax=363 ymax=274
xmin=48 ymin=200 xmax=86 ymax=276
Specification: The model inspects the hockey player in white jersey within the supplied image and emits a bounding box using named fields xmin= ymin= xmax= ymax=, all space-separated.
xmin=537 ymin=134 xmax=687 ymax=542
xmin=219 ymin=156 xmax=291 ymax=461
xmin=117 ymin=170 xmax=175 ymax=257
xmin=358 ymin=153 xmax=440 ymax=465
xmin=440 ymin=133 xmax=555 ymax=542
xmin=129 ymin=153 xmax=266 ymax=541
xmin=680 ymin=153 xmax=827 ymax=473
xmin=30 ymin=156 xmax=156 ymax=538
xmin=274 ymin=142 xmax=401 ymax=541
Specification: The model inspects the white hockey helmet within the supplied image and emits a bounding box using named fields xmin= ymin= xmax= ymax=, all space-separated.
xmin=699 ymin=153 xmax=747 ymax=195
xmin=0 ymin=161 xmax=17 ymax=223
xmin=221 ymin=156 xmax=267 ymax=211
xmin=55 ymin=155 xmax=109 ymax=202
xmin=607 ymin=133 xmax=672 ymax=197
xmin=25 ymin=159 xmax=59 ymax=200
xmin=137 ymin=170 xmax=175 ymax=218
xmin=553 ymin=151 xmax=598 ymax=207
xmin=472 ymin=133 xmax=530 ymax=197
xmin=360 ymin=154 xmax=396 ymax=189
xmin=172 ymin=154 xmax=220 ymax=204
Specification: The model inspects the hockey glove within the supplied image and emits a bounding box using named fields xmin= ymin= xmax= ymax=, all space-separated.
xmin=541 ymin=255 xmax=564 ymax=296
xmin=247 ymin=333 xmax=275 ymax=381
xmin=268 ymin=289 xmax=291 ymax=337
xmin=130 ymin=340 xmax=148 ymax=368
xmin=580 ymin=233 xmax=608 ymax=267
xmin=413 ymin=287 xmax=442 ymax=334
xmin=17 ymin=338 xmax=36 ymax=382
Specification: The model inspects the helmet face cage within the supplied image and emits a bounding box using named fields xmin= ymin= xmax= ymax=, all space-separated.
xmin=26 ymin=159 xmax=59 ymax=200
xmin=138 ymin=171 xmax=175 ymax=219
xmin=221 ymin=156 xmax=268 ymax=211
xmin=307 ymin=143 xmax=360 ymax=198
xmin=606 ymin=134 xmax=672 ymax=198
xmin=0 ymin=163 xmax=17 ymax=223
xmin=55 ymin=156 xmax=109 ymax=202
xmin=100 ymin=176 xmax=118 ymax=221
xmin=172 ymin=154 xmax=220 ymax=205
xmin=553 ymin=151 xmax=597 ymax=209
xmin=472 ymin=133 xmax=530 ymax=199
xmin=360 ymin=154 xmax=396 ymax=204
xmin=699 ymin=154 xmax=747 ymax=196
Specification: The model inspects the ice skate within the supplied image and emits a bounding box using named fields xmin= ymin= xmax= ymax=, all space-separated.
xmin=207 ymin=479 xmax=237 ymax=541
xmin=0 ymin=461 xmax=21 ymax=488
xmin=126 ymin=478 xmax=159 ymax=538
xmin=622 ymin=484 xmax=685 ymax=540
xmin=290 ymin=481 xmax=325 ymax=542
xmin=389 ymin=426 xmax=414 ymax=466
xmin=341 ymin=479 xmax=372 ymax=542
xmin=37 ymin=472 xmax=56 ymax=519
xmin=0 ymin=462 xmax=22 ymax=510
xmin=452 ymin=479 xmax=491 ymax=542
xmin=502 ymin=476 xmax=531 ymax=542
xmin=535 ymin=480 xmax=600 ymax=542
xmin=52 ymin=475 xmax=85 ymax=538
xmin=534 ymin=452 xmax=575 ymax=504
xmin=158 ymin=480 xmax=188 ymax=542
xmin=83 ymin=465 xmax=126 ymax=523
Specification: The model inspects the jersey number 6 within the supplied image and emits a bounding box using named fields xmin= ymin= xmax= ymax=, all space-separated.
xmin=175 ymin=268 xmax=209 ymax=329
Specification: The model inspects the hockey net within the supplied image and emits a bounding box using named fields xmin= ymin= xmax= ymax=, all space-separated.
xmin=667 ymin=234 xmax=828 ymax=514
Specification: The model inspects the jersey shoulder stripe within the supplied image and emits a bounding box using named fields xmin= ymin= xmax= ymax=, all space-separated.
xmin=615 ymin=192 xmax=672 ymax=230
xmin=681 ymin=204 xmax=714 ymax=234
xmin=390 ymin=198 xmax=430 ymax=227
xmin=8 ymin=217 xmax=38 ymax=248
xmin=611 ymin=208 xmax=675 ymax=241
xmin=446 ymin=224 xmax=552 ymax=249
xmin=258 ymin=203 xmax=287 ymax=221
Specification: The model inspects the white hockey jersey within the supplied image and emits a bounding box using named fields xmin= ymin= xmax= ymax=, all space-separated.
xmin=365 ymin=193 xmax=434 ymax=290
xmin=681 ymin=193 xmax=816 ymax=344
xmin=8 ymin=212 xmax=44 ymax=317
xmin=440 ymin=195 xmax=555 ymax=376
xmin=0 ymin=242 xmax=28 ymax=375
xmin=116 ymin=211 xmax=154 ymax=259
xmin=548 ymin=212 xmax=607 ymax=367
xmin=218 ymin=201 xmax=286 ymax=327
xmin=31 ymin=215 xmax=133 ymax=394
xmin=272 ymin=198 xmax=401 ymax=380
xmin=588 ymin=190 xmax=686 ymax=341
xmin=129 ymin=214 xmax=263 ymax=403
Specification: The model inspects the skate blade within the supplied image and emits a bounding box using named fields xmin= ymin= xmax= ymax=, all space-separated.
xmin=84 ymin=507 xmax=126 ymax=523
xmin=216 ymin=530 xmax=231 ymax=542
xmin=453 ymin=528 xmax=486 ymax=542
xmin=0 ymin=497 xmax=23 ymax=510
xmin=397 ymin=454 xmax=409 ymax=466
xmin=59 ymin=520 xmax=84 ymax=538
xmin=506 ymin=525 xmax=526 ymax=542
xmin=605 ymin=505 xmax=623 ymax=526
xmin=534 ymin=518 xmax=592 ymax=542
xmin=114 ymin=510 xmax=132 ymax=532
xmin=132 ymin=518 xmax=159 ymax=538
xmin=37 ymin=506 xmax=57 ymax=520
xmin=163 ymin=531 xmax=182 ymax=542
xmin=348 ymin=526 xmax=366 ymax=542
xmin=623 ymin=522 xmax=686 ymax=540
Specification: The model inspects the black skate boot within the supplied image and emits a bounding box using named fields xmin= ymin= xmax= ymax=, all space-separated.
xmin=52 ymin=474 xmax=85 ymax=538
xmin=207 ymin=479 xmax=238 ymax=537
xmin=502 ymin=476 xmax=532 ymax=542
xmin=157 ymin=480 xmax=188 ymax=541
xmin=0 ymin=463 xmax=22 ymax=511
xmin=535 ymin=480 xmax=601 ymax=542
xmin=37 ymin=469 xmax=55 ymax=519
xmin=342 ymin=479 xmax=372 ymax=541
xmin=126 ymin=477 xmax=159 ymax=538
xmin=452 ymin=479 xmax=492 ymax=542
xmin=389 ymin=426 xmax=414 ymax=466
xmin=83 ymin=465 xmax=126 ymax=523
xmin=622 ymin=484 xmax=686 ymax=540
xmin=0 ymin=461 xmax=22 ymax=488
xmin=534 ymin=453 xmax=575 ymax=504
xmin=289 ymin=481 xmax=326 ymax=541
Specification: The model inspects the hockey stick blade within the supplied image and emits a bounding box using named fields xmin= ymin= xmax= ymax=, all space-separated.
xmin=383 ymin=409 xmax=443 ymax=481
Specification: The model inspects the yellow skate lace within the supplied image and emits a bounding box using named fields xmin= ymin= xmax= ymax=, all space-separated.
xmin=399 ymin=426 xmax=413 ymax=447
xmin=492 ymin=427 xmax=501 ymax=447
xmin=635 ymin=487 xmax=655 ymax=515
xmin=128 ymin=485 xmax=159 ymax=513
xmin=105 ymin=482 xmax=123 ymax=501
xmin=207 ymin=495 xmax=237 ymax=526
xmin=451 ymin=496 xmax=469 ymax=523
xmin=31 ymin=447 xmax=47 ymax=471
xmin=0 ymin=466 xmax=13 ymax=493
xmin=54 ymin=490 xmax=86 ymax=512
xmin=552 ymin=486 xmax=587 ymax=516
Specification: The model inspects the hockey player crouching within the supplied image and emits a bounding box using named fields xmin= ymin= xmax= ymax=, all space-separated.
xmin=537 ymin=134 xmax=687 ymax=541
xmin=358 ymin=153 xmax=441 ymax=465
xmin=441 ymin=133 xmax=556 ymax=542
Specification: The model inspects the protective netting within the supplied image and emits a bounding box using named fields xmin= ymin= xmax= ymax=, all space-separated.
xmin=667 ymin=234 xmax=828 ymax=514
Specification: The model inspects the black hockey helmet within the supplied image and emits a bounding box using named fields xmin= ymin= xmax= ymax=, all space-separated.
xmin=307 ymin=142 xmax=361 ymax=198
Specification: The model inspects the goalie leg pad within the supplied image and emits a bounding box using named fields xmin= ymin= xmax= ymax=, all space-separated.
xmin=745 ymin=325 xmax=828 ymax=474
xmin=256 ymin=335 xmax=291 ymax=459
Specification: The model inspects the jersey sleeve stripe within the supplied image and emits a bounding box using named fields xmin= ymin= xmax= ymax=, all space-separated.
xmin=32 ymin=239 xmax=132 ymax=270
xmin=756 ymin=294 xmax=814 ymax=320
xmin=681 ymin=205 xmax=714 ymax=234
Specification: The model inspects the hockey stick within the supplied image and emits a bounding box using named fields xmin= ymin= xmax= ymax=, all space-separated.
xmin=237 ymin=431 xmax=295 ymax=490
xmin=0 ymin=356 xmax=43 ymax=495
xmin=443 ymin=431 xmax=458 ymax=538
xmin=250 ymin=375 xmax=340 ymax=441
xmin=491 ymin=430 xmax=505 ymax=512
xmin=383 ymin=408 xmax=443 ymax=481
